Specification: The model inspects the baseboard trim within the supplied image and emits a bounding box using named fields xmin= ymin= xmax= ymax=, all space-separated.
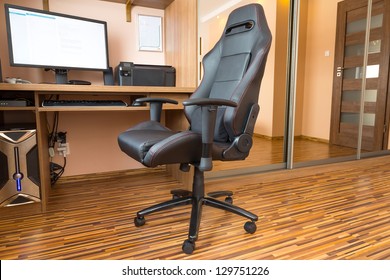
xmin=254 ymin=133 xmax=329 ymax=143
xmin=58 ymin=167 xmax=165 ymax=184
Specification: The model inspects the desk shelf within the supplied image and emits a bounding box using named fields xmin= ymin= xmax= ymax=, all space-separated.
xmin=0 ymin=83 xmax=194 ymax=214
xmin=38 ymin=106 xmax=139 ymax=112
xmin=0 ymin=106 xmax=36 ymax=111
xmin=38 ymin=105 xmax=182 ymax=112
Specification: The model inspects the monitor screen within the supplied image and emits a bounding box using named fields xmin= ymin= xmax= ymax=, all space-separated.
xmin=4 ymin=4 xmax=109 ymax=83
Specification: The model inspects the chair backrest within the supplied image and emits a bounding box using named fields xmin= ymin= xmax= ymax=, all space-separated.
xmin=185 ymin=3 xmax=272 ymax=143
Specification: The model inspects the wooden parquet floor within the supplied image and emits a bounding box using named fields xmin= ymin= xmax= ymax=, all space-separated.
xmin=213 ymin=136 xmax=358 ymax=171
xmin=1 ymin=156 xmax=390 ymax=260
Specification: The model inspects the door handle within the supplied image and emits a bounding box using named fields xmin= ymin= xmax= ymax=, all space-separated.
xmin=336 ymin=66 xmax=344 ymax=77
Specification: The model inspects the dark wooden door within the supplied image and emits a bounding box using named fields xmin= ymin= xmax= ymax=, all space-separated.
xmin=330 ymin=0 xmax=390 ymax=151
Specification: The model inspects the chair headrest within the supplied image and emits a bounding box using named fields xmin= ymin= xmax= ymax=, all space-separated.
xmin=218 ymin=3 xmax=271 ymax=57
xmin=224 ymin=3 xmax=267 ymax=34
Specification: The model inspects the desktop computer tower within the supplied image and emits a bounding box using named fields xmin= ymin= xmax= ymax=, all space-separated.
xmin=0 ymin=127 xmax=41 ymax=207
xmin=115 ymin=62 xmax=176 ymax=86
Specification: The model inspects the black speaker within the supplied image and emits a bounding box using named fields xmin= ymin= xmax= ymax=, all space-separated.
xmin=115 ymin=62 xmax=132 ymax=86
xmin=0 ymin=128 xmax=41 ymax=207
xmin=103 ymin=67 xmax=114 ymax=85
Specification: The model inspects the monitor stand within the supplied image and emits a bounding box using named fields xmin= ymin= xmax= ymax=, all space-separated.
xmin=53 ymin=69 xmax=91 ymax=85
xmin=55 ymin=69 xmax=68 ymax=84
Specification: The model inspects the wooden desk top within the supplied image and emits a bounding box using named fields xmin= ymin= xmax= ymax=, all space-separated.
xmin=0 ymin=83 xmax=195 ymax=94
xmin=0 ymin=83 xmax=196 ymax=112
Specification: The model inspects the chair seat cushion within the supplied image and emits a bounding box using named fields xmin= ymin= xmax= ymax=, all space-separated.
xmin=144 ymin=130 xmax=205 ymax=167
xmin=118 ymin=121 xmax=176 ymax=163
xmin=118 ymin=120 xmax=235 ymax=167
xmin=118 ymin=121 xmax=206 ymax=167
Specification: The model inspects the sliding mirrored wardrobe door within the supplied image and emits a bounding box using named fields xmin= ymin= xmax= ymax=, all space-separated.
xmin=198 ymin=0 xmax=290 ymax=179
xmin=291 ymin=0 xmax=390 ymax=168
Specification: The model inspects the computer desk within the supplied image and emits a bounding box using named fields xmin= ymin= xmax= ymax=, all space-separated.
xmin=0 ymin=83 xmax=195 ymax=213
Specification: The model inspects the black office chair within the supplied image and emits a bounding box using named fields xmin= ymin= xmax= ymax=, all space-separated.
xmin=118 ymin=3 xmax=272 ymax=254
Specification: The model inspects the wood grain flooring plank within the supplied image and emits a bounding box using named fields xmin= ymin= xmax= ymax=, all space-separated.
xmin=1 ymin=155 xmax=390 ymax=259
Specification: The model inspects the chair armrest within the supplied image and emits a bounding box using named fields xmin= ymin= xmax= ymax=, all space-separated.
xmin=183 ymin=98 xmax=237 ymax=172
xmin=135 ymin=97 xmax=179 ymax=105
xmin=134 ymin=97 xmax=179 ymax=122
xmin=183 ymin=98 xmax=237 ymax=108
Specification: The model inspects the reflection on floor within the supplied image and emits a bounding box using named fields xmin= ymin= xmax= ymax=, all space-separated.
xmin=213 ymin=136 xmax=357 ymax=171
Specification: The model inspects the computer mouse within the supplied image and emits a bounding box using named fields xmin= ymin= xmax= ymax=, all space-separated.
xmin=4 ymin=77 xmax=17 ymax=84
xmin=4 ymin=77 xmax=31 ymax=84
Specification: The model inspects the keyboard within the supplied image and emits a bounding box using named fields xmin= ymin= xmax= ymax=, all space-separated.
xmin=42 ymin=99 xmax=128 ymax=107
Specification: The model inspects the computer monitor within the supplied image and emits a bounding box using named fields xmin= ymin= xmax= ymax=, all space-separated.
xmin=4 ymin=4 xmax=110 ymax=84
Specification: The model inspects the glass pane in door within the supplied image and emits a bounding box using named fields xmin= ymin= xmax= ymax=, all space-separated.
xmin=345 ymin=40 xmax=381 ymax=56
xmin=343 ymin=65 xmax=380 ymax=79
xmin=346 ymin=14 xmax=383 ymax=34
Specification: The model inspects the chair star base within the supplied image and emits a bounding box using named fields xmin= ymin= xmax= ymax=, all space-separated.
xmin=134 ymin=168 xmax=258 ymax=254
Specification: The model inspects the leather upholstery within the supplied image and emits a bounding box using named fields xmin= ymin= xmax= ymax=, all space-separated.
xmin=118 ymin=3 xmax=272 ymax=169
xmin=117 ymin=3 xmax=272 ymax=254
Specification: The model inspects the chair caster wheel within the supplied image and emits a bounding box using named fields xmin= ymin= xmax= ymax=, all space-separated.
xmin=134 ymin=216 xmax=146 ymax=227
xmin=225 ymin=196 xmax=233 ymax=204
xmin=244 ymin=221 xmax=257 ymax=234
xmin=182 ymin=239 xmax=195 ymax=254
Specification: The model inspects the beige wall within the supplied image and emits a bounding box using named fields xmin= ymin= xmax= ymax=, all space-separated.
xmin=0 ymin=0 xmax=165 ymax=84
xmin=299 ymin=0 xmax=342 ymax=141
xmin=272 ymin=0 xmax=289 ymax=137
xmin=257 ymin=0 xmax=278 ymax=137
xmin=0 ymin=0 xmax=167 ymax=175
xmin=272 ymin=0 xmax=341 ymax=140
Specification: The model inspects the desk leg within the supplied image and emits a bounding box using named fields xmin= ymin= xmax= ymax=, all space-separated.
xmin=35 ymin=111 xmax=51 ymax=212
